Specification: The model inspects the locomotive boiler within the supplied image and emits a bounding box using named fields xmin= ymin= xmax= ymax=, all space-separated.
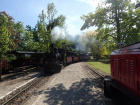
xmin=43 ymin=43 xmax=64 ymax=74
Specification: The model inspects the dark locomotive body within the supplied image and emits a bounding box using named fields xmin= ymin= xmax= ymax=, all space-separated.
xmin=44 ymin=48 xmax=64 ymax=73
xmin=43 ymin=48 xmax=76 ymax=74
xmin=43 ymin=43 xmax=90 ymax=74
xmin=104 ymin=42 xmax=140 ymax=104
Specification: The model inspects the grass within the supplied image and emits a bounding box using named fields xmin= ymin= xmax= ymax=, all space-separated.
xmin=87 ymin=59 xmax=111 ymax=74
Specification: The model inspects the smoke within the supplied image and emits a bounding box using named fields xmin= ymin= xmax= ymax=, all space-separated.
xmin=75 ymin=37 xmax=89 ymax=53
xmin=51 ymin=26 xmax=66 ymax=40
xmin=73 ymin=32 xmax=96 ymax=53
xmin=51 ymin=26 xmax=95 ymax=53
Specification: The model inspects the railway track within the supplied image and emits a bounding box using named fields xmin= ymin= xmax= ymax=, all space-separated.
xmin=83 ymin=64 xmax=127 ymax=105
xmin=0 ymin=63 xmax=106 ymax=105
xmin=82 ymin=64 xmax=106 ymax=88
xmin=1 ymin=75 xmax=50 ymax=105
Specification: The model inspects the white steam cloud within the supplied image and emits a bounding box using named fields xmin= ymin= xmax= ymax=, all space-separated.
xmin=51 ymin=26 xmax=66 ymax=40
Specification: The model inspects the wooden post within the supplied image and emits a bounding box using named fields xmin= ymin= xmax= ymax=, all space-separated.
xmin=0 ymin=54 xmax=2 ymax=81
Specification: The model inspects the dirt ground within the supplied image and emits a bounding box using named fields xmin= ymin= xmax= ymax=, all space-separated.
xmin=24 ymin=62 xmax=117 ymax=105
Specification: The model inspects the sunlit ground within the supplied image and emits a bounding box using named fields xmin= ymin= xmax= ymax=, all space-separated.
xmin=88 ymin=59 xmax=111 ymax=74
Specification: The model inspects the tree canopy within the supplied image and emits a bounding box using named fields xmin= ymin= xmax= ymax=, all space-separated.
xmin=81 ymin=0 xmax=140 ymax=50
xmin=0 ymin=11 xmax=21 ymax=54
xmin=0 ymin=11 xmax=22 ymax=80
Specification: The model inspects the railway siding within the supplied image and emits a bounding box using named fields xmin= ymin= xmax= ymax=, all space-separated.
xmin=0 ymin=70 xmax=42 ymax=105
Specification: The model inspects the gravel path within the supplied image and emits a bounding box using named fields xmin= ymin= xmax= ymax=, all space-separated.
xmin=24 ymin=62 xmax=117 ymax=105
xmin=0 ymin=69 xmax=42 ymax=99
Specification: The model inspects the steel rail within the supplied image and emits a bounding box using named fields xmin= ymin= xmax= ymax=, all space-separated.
xmin=1 ymin=76 xmax=47 ymax=105
xmin=82 ymin=64 xmax=105 ymax=88
xmin=21 ymin=76 xmax=50 ymax=105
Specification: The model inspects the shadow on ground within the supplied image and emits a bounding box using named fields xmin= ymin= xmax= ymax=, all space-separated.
xmin=37 ymin=77 xmax=115 ymax=105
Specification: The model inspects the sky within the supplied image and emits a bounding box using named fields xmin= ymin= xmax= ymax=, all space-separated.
xmin=0 ymin=0 xmax=137 ymax=36
xmin=0 ymin=0 xmax=101 ymax=36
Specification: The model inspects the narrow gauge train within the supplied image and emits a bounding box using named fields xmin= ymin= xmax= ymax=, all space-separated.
xmin=43 ymin=43 xmax=90 ymax=74
xmin=104 ymin=3 xmax=140 ymax=105
xmin=2 ymin=44 xmax=89 ymax=74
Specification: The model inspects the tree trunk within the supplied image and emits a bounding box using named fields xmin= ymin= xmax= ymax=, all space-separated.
xmin=115 ymin=7 xmax=121 ymax=44
xmin=0 ymin=54 xmax=2 ymax=81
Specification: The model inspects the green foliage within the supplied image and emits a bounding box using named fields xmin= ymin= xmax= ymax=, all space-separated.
xmin=0 ymin=11 xmax=21 ymax=80
xmin=54 ymin=15 xmax=66 ymax=28
xmin=53 ymin=39 xmax=74 ymax=50
xmin=2 ymin=54 xmax=16 ymax=62
xmin=88 ymin=60 xmax=111 ymax=74
xmin=33 ymin=2 xmax=66 ymax=52
xmin=47 ymin=2 xmax=57 ymax=22
xmin=22 ymin=31 xmax=35 ymax=51
xmin=0 ymin=17 xmax=9 ymax=54
xmin=37 ymin=10 xmax=48 ymax=52
xmin=81 ymin=0 xmax=140 ymax=51
xmin=14 ymin=21 xmax=25 ymax=51
xmin=0 ymin=11 xmax=21 ymax=54
xmin=91 ymin=40 xmax=108 ymax=60
xmin=0 ymin=3 xmax=66 ymax=54
xmin=80 ymin=31 xmax=108 ymax=60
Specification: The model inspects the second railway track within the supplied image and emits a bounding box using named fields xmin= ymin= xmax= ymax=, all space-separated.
xmin=1 ymin=75 xmax=50 ymax=105
xmin=82 ymin=64 xmax=106 ymax=88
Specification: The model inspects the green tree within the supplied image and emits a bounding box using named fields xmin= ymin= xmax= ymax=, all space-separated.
xmin=46 ymin=2 xmax=57 ymax=30
xmin=91 ymin=40 xmax=108 ymax=60
xmin=80 ymin=31 xmax=108 ymax=60
xmin=37 ymin=10 xmax=51 ymax=52
xmin=47 ymin=2 xmax=57 ymax=23
xmin=34 ymin=3 xmax=66 ymax=52
xmin=0 ymin=11 xmax=19 ymax=80
xmin=46 ymin=3 xmax=66 ymax=30
xmin=54 ymin=39 xmax=73 ymax=50
xmin=81 ymin=0 xmax=140 ymax=50
xmin=14 ymin=21 xmax=25 ymax=51
xmin=22 ymin=30 xmax=35 ymax=51
xmin=54 ymin=15 xmax=66 ymax=28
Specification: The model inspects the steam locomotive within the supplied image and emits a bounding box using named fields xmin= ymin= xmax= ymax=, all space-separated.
xmin=43 ymin=43 xmax=90 ymax=74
